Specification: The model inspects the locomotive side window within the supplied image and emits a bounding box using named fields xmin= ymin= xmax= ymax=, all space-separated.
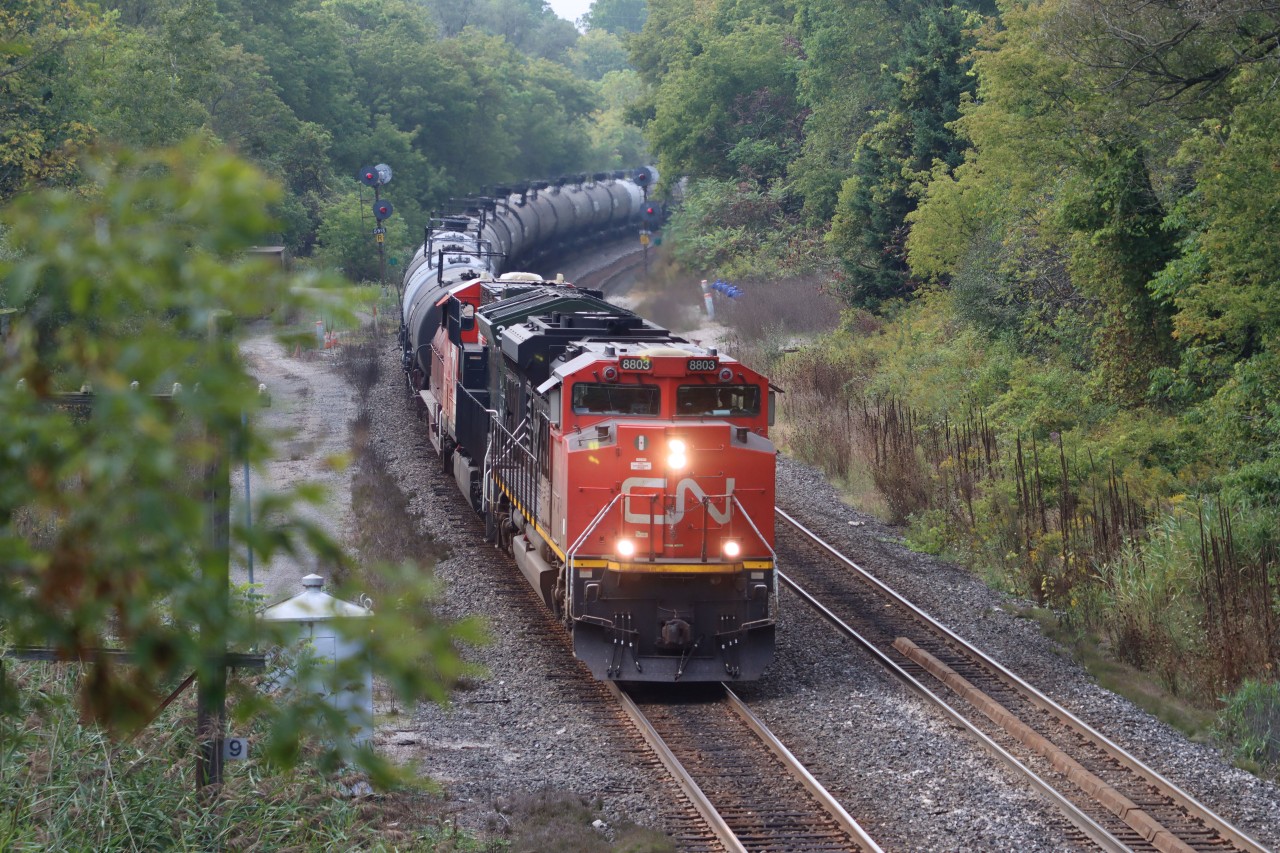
xmin=572 ymin=382 xmax=661 ymax=416
xmin=676 ymin=384 xmax=761 ymax=416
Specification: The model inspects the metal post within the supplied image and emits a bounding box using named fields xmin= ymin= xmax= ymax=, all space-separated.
xmin=197 ymin=313 xmax=231 ymax=788
xmin=375 ymin=185 xmax=386 ymax=289
xmin=242 ymin=411 xmax=253 ymax=587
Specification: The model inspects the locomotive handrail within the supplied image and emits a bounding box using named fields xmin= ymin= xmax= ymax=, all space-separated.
xmin=731 ymin=495 xmax=780 ymax=619
xmin=486 ymin=410 xmax=541 ymax=528
xmin=566 ymin=493 xmax=626 ymax=618
xmin=567 ymin=493 xmax=624 ymax=561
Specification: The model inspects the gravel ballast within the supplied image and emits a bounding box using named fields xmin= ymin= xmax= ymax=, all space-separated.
xmin=241 ymin=271 xmax=1280 ymax=850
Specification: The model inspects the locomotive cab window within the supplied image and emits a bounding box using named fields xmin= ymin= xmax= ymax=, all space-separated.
xmin=572 ymin=382 xmax=661 ymax=416
xmin=676 ymin=384 xmax=761 ymax=417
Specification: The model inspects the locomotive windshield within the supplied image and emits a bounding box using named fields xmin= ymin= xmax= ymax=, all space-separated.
xmin=676 ymin=384 xmax=761 ymax=416
xmin=572 ymin=382 xmax=661 ymax=415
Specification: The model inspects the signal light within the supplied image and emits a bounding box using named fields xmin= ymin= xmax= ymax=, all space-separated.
xmin=634 ymin=166 xmax=658 ymax=187
xmin=373 ymin=200 xmax=394 ymax=221
xmin=642 ymin=203 xmax=662 ymax=227
xmin=360 ymin=164 xmax=392 ymax=186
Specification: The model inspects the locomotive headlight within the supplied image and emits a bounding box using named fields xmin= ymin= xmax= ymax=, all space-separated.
xmin=722 ymin=540 xmax=741 ymax=558
xmin=616 ymin=539 xmax=637 ymax=558
xmin=667 ymin=438 xmax=688 ymax=471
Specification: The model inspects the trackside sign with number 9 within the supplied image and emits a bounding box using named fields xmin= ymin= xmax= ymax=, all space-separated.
xmin=223 ymin=738 xmax=249 ymax=761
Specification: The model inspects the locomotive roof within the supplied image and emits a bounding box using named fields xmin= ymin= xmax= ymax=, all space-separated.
xmin=536 ymin=341 xmax=743 ymax=395
xmin=483 ymin=284 xmax=683 ymax=387
xmin=476 ymin=283 xmax=615 ymax=342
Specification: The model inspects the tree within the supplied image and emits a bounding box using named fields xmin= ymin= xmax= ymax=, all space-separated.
xmin=827 ymin=2 xmax=982 ymax=310
xmin=0 ymin=142 xmax=477 ymax=774
xmin=0 ymin=0 xmax=108 ymax=201
xmin=583 ymin=0 xmax=648 ymax=34
xmin=645 ymin=22 xmax=802 ymax=182
xmin=567 ymin=28 xmax=631 ymax=79
xmin=315 ymin=183 xmax=410 ymax=281
xmin=585 ymin=69 xmax=650 ymax=168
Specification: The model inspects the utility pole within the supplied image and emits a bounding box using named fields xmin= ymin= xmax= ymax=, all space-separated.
xmin=197 ymin=311 xmax=232 ymax=788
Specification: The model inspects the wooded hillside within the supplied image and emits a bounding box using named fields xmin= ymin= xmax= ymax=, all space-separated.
xmin=2 ymin=0 xmax=647 ymax=276
xmin=633 ymin=0 xmax=1279 ymax=762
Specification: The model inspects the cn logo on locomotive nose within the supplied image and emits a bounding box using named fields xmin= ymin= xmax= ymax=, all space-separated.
xmin=621 ymin=478 xmax=735 ymax=525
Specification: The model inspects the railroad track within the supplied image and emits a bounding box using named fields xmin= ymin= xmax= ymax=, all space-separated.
xmin=430 ymin=473 xmax=885 ymax=849
xmin=567 ymin=245 xmax=647 ymax=296
xmin=482 ymin=546 xmax=884 ymax=852
xmin=776 ymin=507 xmax=1269 ymax=853
xmin=611 ymin=682 xmax=882 ymax=853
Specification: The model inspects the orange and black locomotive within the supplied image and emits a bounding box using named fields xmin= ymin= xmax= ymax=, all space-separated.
xmin=399 ymin=174 xmax=777 ymax=681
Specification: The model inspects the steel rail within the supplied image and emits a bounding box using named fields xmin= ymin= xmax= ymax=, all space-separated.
xmin=721 ymin=685 xmax=885 ymax=853
xmin=776 ymin=565 xmax=1126 ymax=852
xmin=605 ymin=681 xmax=746 ymax=853
xmin=776 ymin=507 xmax=1269 ymax=853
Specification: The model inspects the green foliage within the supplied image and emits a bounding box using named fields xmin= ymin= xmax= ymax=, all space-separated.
xmin=827 ymin=2 xmax=981 ymax=309
xmin=642 ymin=18 xmax=802 ymax=183
xmin=663 ymin=177 xmax=833 ymax=280
xmin=0 ymin=0 xmax=106 ymax=198
xmin=584 ymin=0 xmax=649 ymax=34
xmin=567 ymin=28 xmax=632 ymax=79
xmin=315 ymin=187 xmax=410 ymax=283
xmin=1217 ymin=679 xmax=1280 ymax=775
xmin=4 ymin=0 xmax=625 ymax=276
xmin=584 ymin=70 xmax=650 ymax=168
xmin=0 ymin=143 xmax=479 ymax=775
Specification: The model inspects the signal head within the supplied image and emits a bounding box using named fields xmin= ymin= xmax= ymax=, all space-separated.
xmin=634 ymin=166 xmax=658 ymax=187
xmin=373 ymin=199 xmax=394 ymax=221
xmin=359 ymin=166 xmax=379 ymax=187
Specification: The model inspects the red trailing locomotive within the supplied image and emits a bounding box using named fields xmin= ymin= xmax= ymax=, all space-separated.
xmin=399 ymin=176 xmax=777 ymax=681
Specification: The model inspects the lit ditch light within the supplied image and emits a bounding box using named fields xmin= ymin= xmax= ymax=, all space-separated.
xmin=667 ymin=438 xmax=687 ymax=471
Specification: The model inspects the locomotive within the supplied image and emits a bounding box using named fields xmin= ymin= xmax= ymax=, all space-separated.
xmin=398 ymin=171 xmax=777 ymax=681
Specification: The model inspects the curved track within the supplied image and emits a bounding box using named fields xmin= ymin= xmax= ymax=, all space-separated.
xmin=775 ymin=507 xmax=1269 ymax=853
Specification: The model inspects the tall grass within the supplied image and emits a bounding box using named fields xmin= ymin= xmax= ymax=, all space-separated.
xmin=775 ymin=341 xmax=1280 ymax=710
xmin=1216 ymin=679 xmax=1280 ymax=776
xmin=0 ymin=661 xmax=460 ymax=851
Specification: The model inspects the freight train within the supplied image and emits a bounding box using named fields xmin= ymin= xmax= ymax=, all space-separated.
xmin=398 ymin=170 xmax=777 ymax=681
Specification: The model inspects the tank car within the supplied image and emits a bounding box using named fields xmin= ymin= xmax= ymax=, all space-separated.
xmin=400 ymin=172 xmax=645 ymax=389
xmin=399 ymin=171 xmax=778 ymax=682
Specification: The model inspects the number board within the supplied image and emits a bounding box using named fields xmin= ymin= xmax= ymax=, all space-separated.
xmin=619 ymin=357 xmax=651 ymax=371
xmin=687 ymin=358 xmax=719 ymax=372
xmin=223 ymin=738 xmax=249 ymax=761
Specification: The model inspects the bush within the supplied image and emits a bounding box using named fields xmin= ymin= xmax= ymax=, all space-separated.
xmin=1217 ymin=679 xmax=1280 ymax=776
